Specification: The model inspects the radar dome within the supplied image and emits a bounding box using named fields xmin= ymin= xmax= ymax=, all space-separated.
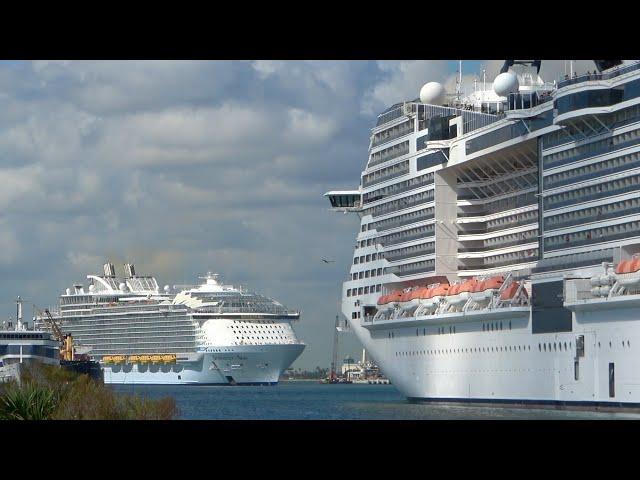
xmin=164 ymin=285 xmax=170 ymax=293
xmin=119 ymin=282 xmax=127 ymax=292
xmin=88 ymin=284 xmax=95 ymax=293
xmin=493 ymin=72 xmax=519 ymax=97
xmin=420 ymin=82 xmax=446 ymax=105
xmin=65 ymin=288 xmax=71 ymax=295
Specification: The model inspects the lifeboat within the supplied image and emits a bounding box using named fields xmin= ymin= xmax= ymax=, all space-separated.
xmin=150 ymin=355 xmax=163 ymax=364
xmin=376 ymin=291 xmax=403 ymax=314
xmin=161 ymin=354 xmax=177 ymax=363
xmin=111 ymin=355 xmax=126 ymax=364
xmin=127 ymin=355 xmax=140 ymax=363
xmin=613 ymin=258 xmax=640 ymax=288
xmin=447 ymin=278 xmax=478 ymax=308
xmin=103 ymin=355 xmax=114 ymax=364
xmin=444 ymin=282 xmax=463 ymax=307
xmin=499 ymin=282 xmax=527 ymax=303
xmin=400 ymin=288 xmax=424 ymax=311
xmin=138 ymin=355 xmax=152 ymax=363
xmin=421 ymin=284 xmax=449 ymax=311
xmin=470 ymin=276 xmax=504 ymax=303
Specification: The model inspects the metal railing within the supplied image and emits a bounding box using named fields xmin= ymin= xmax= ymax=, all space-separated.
xmin=557 ymin=62 xmax=640 ymax=89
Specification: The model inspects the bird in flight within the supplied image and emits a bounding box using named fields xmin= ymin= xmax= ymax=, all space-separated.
xmin=321 ymin=258 xmax=335 ymax=264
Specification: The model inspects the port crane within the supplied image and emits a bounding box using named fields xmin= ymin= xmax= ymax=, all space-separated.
xmin=32 ymin=304 xmax=76 ymax=361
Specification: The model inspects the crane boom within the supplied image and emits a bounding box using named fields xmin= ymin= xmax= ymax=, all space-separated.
xmin=41 ymin=309 xmax=65 ymax=343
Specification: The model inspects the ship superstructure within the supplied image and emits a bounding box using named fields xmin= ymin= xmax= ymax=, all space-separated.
xmin=36 ymin=263 xmax=305 ymax=385
xmin=327 ymin=60 xmax=640 ymax=408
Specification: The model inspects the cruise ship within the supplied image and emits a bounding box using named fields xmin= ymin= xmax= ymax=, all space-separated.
xmin=326 ymin=60 xmax=640 ymax=408
xmin=36 ymin=263 xmax=305 ymax=385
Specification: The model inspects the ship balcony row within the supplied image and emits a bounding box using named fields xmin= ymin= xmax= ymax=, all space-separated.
xmin=362 ymin=160 xmax=410 ymax=188
xmin=544 ymin=197 xmax=640 ymax=232
xmin=365 ymin=192 xmax=434 ymax=219
xmin=531 ymin=249 xmax=614 ymax=274
xmin=543 ymin=148 xmax=640 ymax=190
xmin=543 ymin=127 xmax=640 ymax=172
xmin=371 ymin=119 xmax=414 ymax=148
xmin=384 ymin=243 xmax=435 ymax=262
xmin=376 ymin=225 xmax=434 ymax=248
xmin=458 ymin=222 xmax=538 ymax=243
xmin=458 ymin=251 xmax=538 ymax=272
xmin=543 ymin=174 xmax=640 ymax=211
xmin=458 ymin=238 xmax=538 ymax=257
xmin=544 ymin=219 xmax=640 ymax=252
xmin=367 ymin=208 xmax=434 ymax=233
xmin=362 ymin=173 xmax=434 ymax=205
xmin=385 ymin=260 xmax=435 ymax=278
xmin=367 ymin=140 xmax=410 ymax=169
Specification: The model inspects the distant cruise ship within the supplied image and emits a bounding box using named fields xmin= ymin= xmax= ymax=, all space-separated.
xmin=326 ymin=60 xmax=640 ymax=408
xmin=36 ymin=263 xmax=305 ymax=385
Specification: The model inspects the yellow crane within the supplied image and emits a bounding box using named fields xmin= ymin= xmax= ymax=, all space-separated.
xmin=37 ymin=307 xmax=75 ymax=361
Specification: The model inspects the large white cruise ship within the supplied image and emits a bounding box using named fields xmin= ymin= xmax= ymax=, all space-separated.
xmin=326 ymin=60 xmax=640 ymax=408
xmin=36 ymin=262 xmax=305 ymax=385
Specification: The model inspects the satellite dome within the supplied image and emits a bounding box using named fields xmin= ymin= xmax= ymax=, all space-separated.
xmin=119 ymin=282 xmax=127 ymax=292
xmin=164 ymin=285 xmax=170 ymax=293
xmin=420 ymin=82 xmax=446 ymax=105
xmin=88 ymin=284 xmax=95 ymax=293
xmin=493 ymin=72 xmax=519 ymax=97
xmin=65 ymin=288 xmax=71 ymax=295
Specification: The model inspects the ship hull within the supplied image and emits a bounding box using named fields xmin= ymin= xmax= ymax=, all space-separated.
xmin=346 ymin=304 xmax=640 ymax=409
xmin=102 ymin=344 xmax=305 ymax=385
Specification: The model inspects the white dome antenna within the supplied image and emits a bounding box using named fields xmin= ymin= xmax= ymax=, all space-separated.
xmin=493 ymin=72 xmax=519 ymax=97
xmin=420 ymin=82 xmax=446 ymax=105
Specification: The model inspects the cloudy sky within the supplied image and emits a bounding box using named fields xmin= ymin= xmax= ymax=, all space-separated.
xmin=0 ymin=59 xmax=595 ymax=369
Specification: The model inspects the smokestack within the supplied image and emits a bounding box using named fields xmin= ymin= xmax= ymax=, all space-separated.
xmin=16 ymin=296 xmax=22 ymax=331
xmin=124 ymin=263 xmax=136 ymax=278
xmin=103 ymin=262 xmax=116 ymax=277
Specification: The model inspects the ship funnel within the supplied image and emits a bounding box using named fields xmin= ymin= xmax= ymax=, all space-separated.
xmin=103 ymin=262 xmax=116 ymax=277
xmin=124 ymin=263 xmax=136 ymax=278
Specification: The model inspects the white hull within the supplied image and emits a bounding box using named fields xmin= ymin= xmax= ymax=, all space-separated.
xmin=347 ymin=301 xmax=640 ymax=407
xmin=103 ymin=344 xmax=305 ymax=385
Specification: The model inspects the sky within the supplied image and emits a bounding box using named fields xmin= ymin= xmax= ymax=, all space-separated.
xmin=0 ymin=59 xmax=596 ymax=369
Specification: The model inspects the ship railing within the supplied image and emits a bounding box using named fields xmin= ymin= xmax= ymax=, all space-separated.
xmin=557 ymin=61 xmax=640 ymax=89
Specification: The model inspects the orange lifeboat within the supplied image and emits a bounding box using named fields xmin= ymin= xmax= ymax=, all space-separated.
xmin=421 ymin=283 xmax=449 ymax=312
xmin=377 ymin=295 xmax=388 ymax=306
xmin=614 ymin=257 xmax=640 ymax=288
xmin=615 ymin=260 xmax=630 ymax=274
xmin=470 ymin=276 xmax=504 ymax=304
xmin=500 ymin=282 xmax=527 ymax=302
xmin=458 ymin=278 xmax=479 ymax=293
xmin=430 ymin=284 xmax=450 ymax=298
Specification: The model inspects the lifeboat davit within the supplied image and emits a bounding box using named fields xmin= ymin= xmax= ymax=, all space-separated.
xmin=614 ymin=258 xmax=640 ymax=288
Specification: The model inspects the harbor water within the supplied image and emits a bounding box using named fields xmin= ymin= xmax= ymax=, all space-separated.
xmin=112 ymin=381 xmax=640 ymax=420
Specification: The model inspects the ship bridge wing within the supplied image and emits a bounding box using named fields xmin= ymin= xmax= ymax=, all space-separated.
xmin=324 ymin=190 xmax=362 ymax=213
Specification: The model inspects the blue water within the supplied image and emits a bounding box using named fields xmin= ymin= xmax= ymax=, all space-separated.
xmin=111 ymin=381 xmax=640 ymax=419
